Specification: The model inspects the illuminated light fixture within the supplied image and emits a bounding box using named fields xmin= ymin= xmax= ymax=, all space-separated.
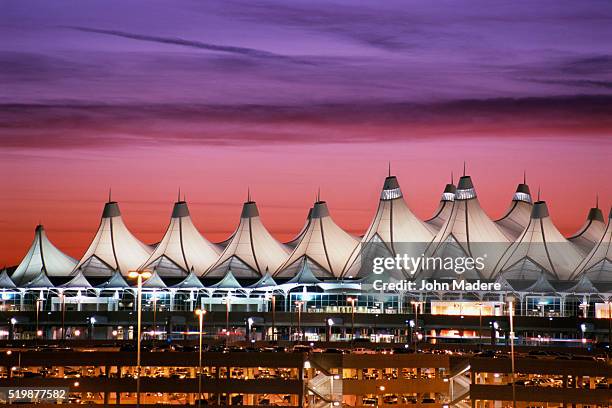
xmin=303 ymin=361 xmax=311 ymax=369
xmin=379 ymin=385 xmax=386 ymax=391
xmin=381 ymin=187 xmax=402 ymax=200
xmin=74 ymin=329 xmax=81 ymax=337
xmin=513 ymin=191 xmax=532 ymax=203
xmin=128 ymin=270 xmax=152 ymax=279
xmin=455 ymin=187 xmax=476 ymax=200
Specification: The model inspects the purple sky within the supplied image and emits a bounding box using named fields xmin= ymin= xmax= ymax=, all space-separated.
xmin=2 ymin=0 xmax=612 ymax=107
xmin=1 ymin=1 xmax=611 ymax=265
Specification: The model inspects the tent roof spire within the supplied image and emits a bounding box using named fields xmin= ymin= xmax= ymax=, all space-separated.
xmin=463 ymin=162 xmax=466 ymax=176
xmin=177 ymin=187 xmax=181 ymax=202
xmin=451 ymin=171 xmax=454 ymax=185
xmin=523 ymin=170 xmax=526 ymax=184
xmin=388 ymin=162 xmax=391 ymax=177
xmin=247 ymin=187 xmax=251 ymax=202
xmin=537 ymin=186 xmax=541 ymax=201
xmin=108 ymin=188 xmax=112 ymax=203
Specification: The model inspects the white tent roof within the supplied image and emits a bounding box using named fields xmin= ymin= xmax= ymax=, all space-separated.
xmin=523 ymin=274 xmax=556 ymax=294
xmin=568 ymin=205 xmax=606 ymax=255
xmin=248 ymin=272 xmax=278 ymax=289
xmin=209 ymin=270 xmax=243 ymax=289
xmin=421 ymin=176 xmax=510 ymax=280
xmin=22 ymin=271 xmax=54 ymax=288
xmin=75 ymin=201 xmax=152 ymax=277
xmin=11 ymin=225 xmax=77 ymax=285
xmin=285 ymin=261 xmax=322 ymax=285
xmin=0 ymin=270 xmax=16 ymax=289
xmin=59 ymin=269 xmax=92 ymax=289
xmin=204 ymin=200 xmax=289 ymax=279
xmin=342 ymin=175 xmax=433 ymax=279
xmin=97 ymin=270 xmax=130 ymax=289
xmin=425 ymin=182 xmax=456 ymax=233
xmin=495 ymin=182 xmax=533 ymax=240
xmin=141 ymin=270 xmax=167 ymax=289
xmin=572 ymin=207 xmax=612 ymax=283
xmin=566 ymin=274 xmax=598 ymax=294
xmin=140 ymin=200 xmax=220 ymax=277
xmin=495 ymin=201 xmax=584 ymax=281
xmin=172 ymin=271 xmax=205 ymax=289
xmin=275 ymin=200 xmax=359 ymax=279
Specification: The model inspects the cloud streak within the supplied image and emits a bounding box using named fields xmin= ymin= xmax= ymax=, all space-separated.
xmin=64 ymin=26 xmax=311 ymax=64
xmin=1 ymin=94 xmax=611 ymax=149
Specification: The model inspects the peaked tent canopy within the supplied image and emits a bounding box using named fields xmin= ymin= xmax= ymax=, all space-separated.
xmin=523 ymin=273 xmax=557 ymax=294
xmin=0 ymin=270 xmax=16 ymax=289
xmin=204 ymin=200 xmax=289 ymax=279
xmin=493 ymin=274 xmax=515 ymax=293
xmin=285 ymin=261 xmax=322 ymax=285
xmin=342 ymin=175 xmax=433 ymax=279
xmin=97 ymin=270 xmax=130 ymax=289
xmin=172 ymin=271 xmax=205 ymax=289
xmin=75 ymin=200 xmax=152 ymax=278
xmin=495 ymin=201 xmax=583 ymax=281
xmin=572 ymin=207 xmax=612 ymax=283
xmin=140 ymin=200 xmax=220 ymax=277
xmin=421 ymin=175 xmax=510 ymax=280
xmin=11 ymin=225 xmax=77 ymax=285
xmin=566 ymin=274 xmax=599 ymax=294
xmin=496 ymin=182 xmax=533 ymax=240
xmin=568 ymin=205 xmax=606 ymax=254
xmin=209 ymin=270 xmax=243 ymax=289
xmin=275 ymin=200 xmax=359 ymax=279
xmin=425 ymin=182 xmax=456 ymax=233
xmin=141 ymin=270 xmax=167 ymax=289
xmin=248 ymin=272 xmax=278 ymax=289
xmin=22 ymin=271 xmax=54 ymax=288
xmin=59 ymin=270 xmax=92 ymax=289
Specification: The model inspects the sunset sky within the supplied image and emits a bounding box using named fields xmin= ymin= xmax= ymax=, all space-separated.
xmin=1 ymin=0 xmax=611 ymax=266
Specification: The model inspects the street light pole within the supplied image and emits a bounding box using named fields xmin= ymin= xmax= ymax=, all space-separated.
xmin=507 ymin=295 xmax=516 ymax=408
xmin=128 ymin=269 xmax=152 ymax=408
xmin=35 ymin=298 xmax=42 ymax=343
xmin=195 ymin=309 xmax=206 ymax=408
xmin=60 ymin=292 xmax=65 ymax=343
xmin=152 ymin=294 xmax=158 ymax=343
xmin=477 ymin=302 xmax=483 ymax=350
xmin=295 ymin=301 xmax=304 ymax=341
xmin=271 ymin=295 xmax=276 ymax=341
xmin=606 ymin=301 xmax=611 ymax=346
xmin=411 ymin=301 xmax=421 ymax=345
xmin=225 ymin=295 xmax=230 ymax=343
xmin=347 ymin=297 xmax=356 ymax=347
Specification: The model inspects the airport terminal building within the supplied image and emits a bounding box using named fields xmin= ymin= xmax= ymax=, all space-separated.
xmin=1 ymin=172 xmax=611 ymax=343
